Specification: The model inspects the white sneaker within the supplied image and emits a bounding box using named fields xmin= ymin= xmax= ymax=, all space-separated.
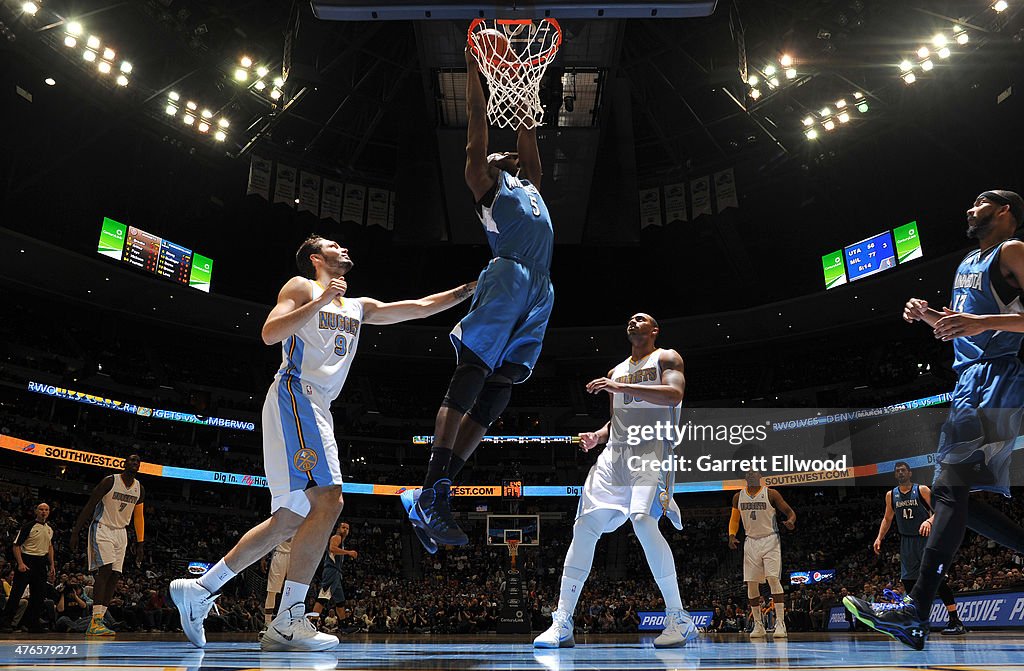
xmin=261 ymin=605 xmax=340 ymax=652
xmin=772 ymin=622 xmax=788 ymax=638
xmin=654 ymin=609 xmax=699 ymax=648
xmin=533 ymin=610 xmax=575 ymax=648
xmin=170 ymin=579 xmax=220 ymax=648
xmin=750 ymin=616 xmax=767 ymax=639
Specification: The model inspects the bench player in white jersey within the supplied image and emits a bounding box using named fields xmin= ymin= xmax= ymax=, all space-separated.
xmin=728 ymin=470 xmax=796 ymax=639
xmin=170 ymin=234 xmax=475 ymax=651
xmin=535 ymin=313 xmax=698 ymax=649
xmin=70 ymin=454 xmax=145 ymax=637
xmin=264 ymin=539 xmax=292 ymax=627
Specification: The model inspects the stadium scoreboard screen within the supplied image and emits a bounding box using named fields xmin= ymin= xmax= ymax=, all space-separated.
xmin=98 ymin=217 xmax=213 ymax=292
xmin=822 ymin=221 xmax=921 ymax=290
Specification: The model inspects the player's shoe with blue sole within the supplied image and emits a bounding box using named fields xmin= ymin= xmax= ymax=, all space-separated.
xmin=654 ymin=608 xmax=699 ymax=648
xmin=843 ymin=595 xmax=928 ymax=650
xmin=400 ymin=488 xmax=438 ymax=554
xmin=534 ymin=609 xmax=575 ymax=648
xmin=408 ymin=479 xmax=468 ymax=546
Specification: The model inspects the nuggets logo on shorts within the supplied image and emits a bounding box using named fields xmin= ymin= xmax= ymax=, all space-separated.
xmin=294 ymin=448 xmax=319 ymax=472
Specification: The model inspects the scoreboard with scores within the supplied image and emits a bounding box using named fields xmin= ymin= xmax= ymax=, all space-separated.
xmin=98 ymin=217 xmax=213 ymax=292
xmin=822 ymin=221 xmax=922 ymax=290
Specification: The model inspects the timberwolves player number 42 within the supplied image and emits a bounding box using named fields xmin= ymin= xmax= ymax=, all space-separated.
xmin=170 ymin=236 xmax=475 ymax=652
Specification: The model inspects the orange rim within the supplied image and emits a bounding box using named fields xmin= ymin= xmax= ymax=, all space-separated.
xmin=466 ymin=18 xmax=562 ymax=70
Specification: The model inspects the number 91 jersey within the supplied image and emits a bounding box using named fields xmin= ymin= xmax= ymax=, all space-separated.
xmin=276 ymin=279 xmax=363 ymax=402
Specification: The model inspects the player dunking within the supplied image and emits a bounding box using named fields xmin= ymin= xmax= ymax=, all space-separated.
xmin=404 ymin=44 xmax=554 ymax=550
xmin=728 ymin=470 xmax=796 ymax=639
xmin=170 ymin=236 xmax=474 ymax=651
xmin=534 ymin=313 xmax=697 ymax=649
xmin=70 ymin=454 xmax=145 ymax=637
xmin=845 ymin=190 xmax=1024 ymax=649
xmin=311 ymin=521 xmax=356 ymax=626
xmin=872 ymin=462 xmax=966 ymax=635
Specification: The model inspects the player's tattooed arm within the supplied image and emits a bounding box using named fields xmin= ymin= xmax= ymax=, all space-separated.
xmin=358 ymin=281 xmax=477 ymax=325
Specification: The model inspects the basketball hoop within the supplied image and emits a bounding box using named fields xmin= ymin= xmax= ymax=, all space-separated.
xmin=506 ymin=539 xmax=520 ymax=568
xmin=467 ymin=18 xmax=562 ymax=129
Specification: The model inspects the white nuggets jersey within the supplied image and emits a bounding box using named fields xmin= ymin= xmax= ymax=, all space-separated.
xmin=608 ymin=349 xmax=681 ymax=448
xmin=94 ymin=475 xmax=141 ymax=529
xmin=277 ymin=279 xmax=363 ymax=402
xmin=739 ymin=487 xmax=777 ymax=539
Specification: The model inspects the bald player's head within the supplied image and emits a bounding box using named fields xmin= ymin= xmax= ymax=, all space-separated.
xmin=626 ymin=313 xmax=659 ymax=343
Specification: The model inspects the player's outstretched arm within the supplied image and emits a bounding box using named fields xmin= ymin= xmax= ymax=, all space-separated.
xmin=517 ymin=125 xmax=542 ymax=190
xmin=465 ymin=48 xmax=494 ymax=202
xmin=873 ymin=490 xmax=895 ymax=554
xmin=769 ymin=489 xmax=796 ymax=529
xmin=359 ymin=281 xmax=476 ymax=325
xmin=262 ymin=276 xmax=341 ymax=345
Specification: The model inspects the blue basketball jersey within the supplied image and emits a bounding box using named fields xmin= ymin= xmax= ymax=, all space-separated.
xmin=950 ymin=241 xmax=1024 ymax=373
xmin=892 ymin=485 xmax=927 ymax=536
xmin=476 ymin=170 xmax=553 ymax=272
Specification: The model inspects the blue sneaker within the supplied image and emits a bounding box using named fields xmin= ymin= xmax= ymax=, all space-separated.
xmin=409 ymin=479 xmax=468 ymax=546
xmin=400 ymin=488 xmax=438 ymax=554
xmin=843 ymin=595 xmax=928 ymax=650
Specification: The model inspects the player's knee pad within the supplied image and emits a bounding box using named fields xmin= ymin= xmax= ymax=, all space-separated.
xmin=442 ymin=363 xmax=488 ymax=415
xmin=747 ymin=582 xmax=762 ymax=600
xmin=766 ymin=576 xmax=784 ymax=594
xmin=467 ymin=370 xmax=516 ymax=428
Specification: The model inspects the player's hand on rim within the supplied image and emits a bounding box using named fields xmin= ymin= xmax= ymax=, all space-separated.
xmin=903 ymin=298 xmax=929 ymax=323
xmin=933 ymin=307 xmax=986 ymax=341
xmin=586 ymin=377 xmax=624 ymax=394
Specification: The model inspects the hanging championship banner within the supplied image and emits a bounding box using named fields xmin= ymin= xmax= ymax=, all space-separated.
xmin=247 ymin=154 xmax=272 ymax=200
xmin=664 ymin=182 xmax=688 ymax=224
xmin=639 ymin=188 xmax=663 ymax=229
xmin=715 ymin=168 xmax=739 ymax=211
xmin=342 ymin=184 xmax=366 ymax=225
xmin=273 ymin=164 xmax=297 ymax=207
xmin=367 ymin=188 xmax=389 ymax=229
xmin=321 ymin=179 xmax=343 ymax=223
xmin=691 ymin=175 xmax=712 ymax=219
xmin=298 ymin=172 xmax=321 ymax=216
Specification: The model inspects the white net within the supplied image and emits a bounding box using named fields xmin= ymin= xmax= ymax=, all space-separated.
xmin=467 ymin=19 xmax=562 ymax=130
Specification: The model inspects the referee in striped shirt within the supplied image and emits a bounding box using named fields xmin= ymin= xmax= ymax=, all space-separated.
xmin=0 ymin=502 xmax=55 ymax=633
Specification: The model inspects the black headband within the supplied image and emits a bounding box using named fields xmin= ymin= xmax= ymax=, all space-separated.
xmin=978 ymin=191 xmax=1024 ymax=225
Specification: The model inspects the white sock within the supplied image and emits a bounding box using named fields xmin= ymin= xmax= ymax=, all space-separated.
xmin=264 ymin=612 xmax=273 ymax=626
xmin=278 ymin=580 xmax=308 ymax=617
xmin=197 ymin=559 xmax=236 ymax=594
xmin=92 ymin=605 xmax=107 ymax=618
xmin=654 ymin=572 xmax=683 ymax=612
xmin=556 ymin=576 xmax=585 ymax=616
xmin=775 ymin=601 xmax=785 ymax=627
xmin=631 ymin=513 xmax=683 ymax=611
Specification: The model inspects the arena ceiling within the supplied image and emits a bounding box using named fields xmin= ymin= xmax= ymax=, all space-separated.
xmin=2 ymin=0 xmax=1024 ymax=324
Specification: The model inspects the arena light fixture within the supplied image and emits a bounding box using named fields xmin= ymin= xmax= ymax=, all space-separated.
xmin=769 ymin=77 xmax=780 ymax=88
xmin=169 ymin=91 xmax=179 ymax=101
xmin=819 ymin=106 xmax=831 ymax=116
xmin=900 ymin=60 xmax=913 ymax=72
xmin=763 ymin=64 xmax=777 ymax=76
xmin=938 ymin=47 xmax=951 ymax=59
xmin=198 ymin=122 xmax=210 ymax=133
xmin=165 ymin=104 xmax=177 ymax=115
xmin=254 ymin=80 xmax=266 ymax=91
xmin=273 ymin=76 xmax=284 ymax=87
xmin=214 ymin=130 xmax=226 ymax=142
xmin=67 ymin=21 xmax=82 ymax=36
xmin=917 ymin=46 xmax=929 ymax=58
xmin=217 ymin=119 xmax=229 ymax=129
xmin=87 ymin=35 xmax=100 ymax=49
xmin=201 ymin=109 xmax=213 ymax=119
xmin=749 ymin=87 xmax=761 ymax=100
xmin=779 ymin=53 xmax=793 ymax=67
xmin=838 ymin=112 xmax=850 ymax=123
xmin=83 ymin=49 xmax=96 ymax=62
xmin=857 ymin=102 xmax=869 ymax=113
xmin=748 ymin=74 xmax=759 ymax=86
xmin=234 ymin=68 xmax=247 ymax=82
xmin=853 ymin=91 xmax=864 ymax=99
xmin=785 ymin=67 xmax=797 ymax=79
xmin=270 ymin=88 xmax=282 ymax=100
xmin=45 ymin=77 xmax=55 ymax=86
xmin=186 ymin=100 xmax=197 ymax=110
xmin=120 ymin=61 xmax=132 ymax=73
xmin=903 ymin=72 xmax=917 ymax=84
xmin=932 ymin=34 xmax=947 ymax=48
xmin=921 ymin=59 xmax=934 ymax=71
xmin=836 ymin=98 xmax=847 ymax=109
xmin=256 ymin=66 xmax=269 ymax=78
xmin=823 ymin=119 xmax=836 ymax=131
xmin=802 ymin=116 xmax=814 ymax=126
xmin=957 ymin=31 xmax=969 ymax=45
xmin=993 ymin=0 xmax=1008 ymax=12
xmin=183 ymin=114 xmax=195 ymax=126
xmin=240 ymin=55 xmax=252 ymax=68
xmin=22 ymin=2 xmax=38 ymax=15
xmin=116 ymin=75 xmax=128 ymax=87
xmin=102 ymin=47 xmax=115 ymax=60
xmin=805 ymin=128 xmax=818 ymax=140
xmin=64 ymin=35 xmax=76 ymax=47
xmin=97 ymin=61 xmax=111 ymax=74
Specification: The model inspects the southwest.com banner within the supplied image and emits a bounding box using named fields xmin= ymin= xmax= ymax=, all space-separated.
xmin=639 ymin=611 xmax=714 ymax=631
xmin=26 ymin=381 xmax=255 ymax=431
xmin=829 ymin=591 xmax=1024 ymax=630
